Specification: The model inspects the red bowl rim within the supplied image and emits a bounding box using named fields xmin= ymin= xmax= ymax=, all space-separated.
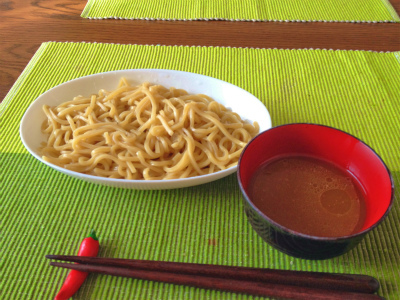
xmin=237 ymin=123 xmax=395 ymax=241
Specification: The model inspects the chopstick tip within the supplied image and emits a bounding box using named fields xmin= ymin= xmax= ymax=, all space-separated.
xmin=370 ymin=277 xmax=380 ymax=293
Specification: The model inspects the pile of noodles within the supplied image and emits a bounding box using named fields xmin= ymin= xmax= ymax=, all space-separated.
xmin=41 ymin=78 xmax=259 ymax=180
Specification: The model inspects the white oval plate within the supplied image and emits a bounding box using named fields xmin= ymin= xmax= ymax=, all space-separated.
xmin=20 ymin=69 xmax=271 ymax=189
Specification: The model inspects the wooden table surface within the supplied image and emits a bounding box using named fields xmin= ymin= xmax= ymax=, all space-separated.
xmin=1 ymin=0 xmax=400 ymax=102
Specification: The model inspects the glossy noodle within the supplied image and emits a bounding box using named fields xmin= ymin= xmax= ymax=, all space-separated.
xmin=41 ymin=78 xmax=259 ymax=180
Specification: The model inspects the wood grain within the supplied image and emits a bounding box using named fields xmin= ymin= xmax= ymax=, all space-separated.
xmin=1 ymin=0 xmax=399 ymax=102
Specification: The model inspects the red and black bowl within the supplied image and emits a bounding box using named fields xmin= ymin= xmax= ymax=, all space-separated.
xmin=237 ymin=123 xmax=394 ymax=260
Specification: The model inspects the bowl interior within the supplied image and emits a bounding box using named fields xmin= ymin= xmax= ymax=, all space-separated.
xmin=238 ymin=124 xmax=393 ymax=233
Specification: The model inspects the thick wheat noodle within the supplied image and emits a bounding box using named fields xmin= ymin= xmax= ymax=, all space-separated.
xmin=41 ymin=79 xmax=259 ymax=180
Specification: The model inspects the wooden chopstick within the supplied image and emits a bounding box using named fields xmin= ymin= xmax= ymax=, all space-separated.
xmin=47 ymin=255 xmax=378 ymax=294
xmin=46 ymin=255 xmax=383 ymax=300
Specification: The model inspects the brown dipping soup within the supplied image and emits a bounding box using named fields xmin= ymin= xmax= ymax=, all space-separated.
xmin=248 ymin=156 xmax=367 ymax=237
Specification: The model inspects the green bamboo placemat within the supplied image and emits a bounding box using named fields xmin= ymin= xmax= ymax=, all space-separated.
xmin=81 ymin=0 xmax=400 ymax=23
xmin=1 ymin=42 xmax=400 ymax=299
